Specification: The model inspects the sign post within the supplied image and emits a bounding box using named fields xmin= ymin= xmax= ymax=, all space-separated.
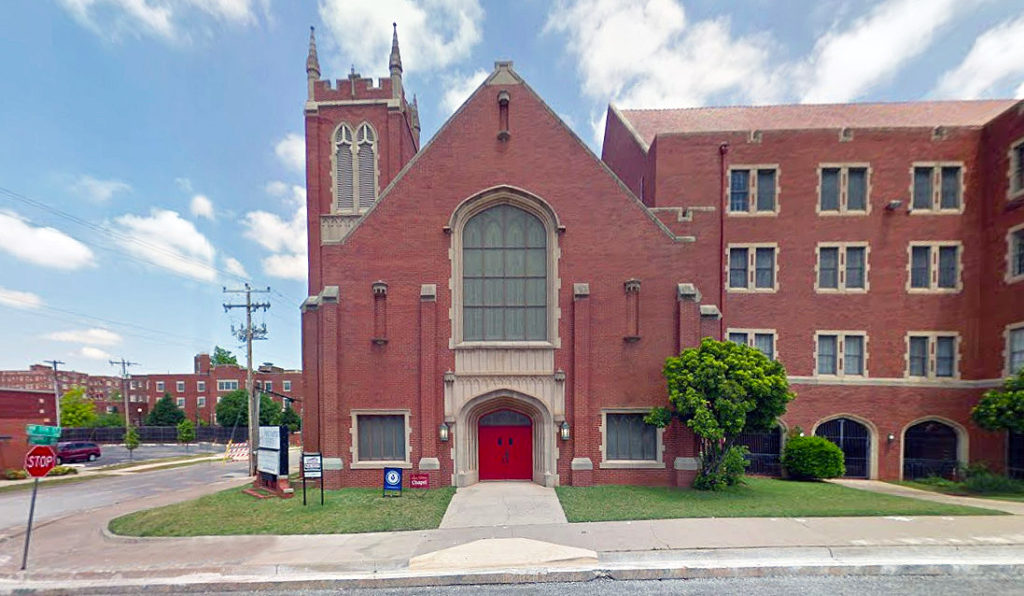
xmin=21 ymin=445 xmax=56 ymax=570
xmin=383 ymin=467 xmax=403 ymax=497
xmin=301 ymin=452 xmax=324 ymax=506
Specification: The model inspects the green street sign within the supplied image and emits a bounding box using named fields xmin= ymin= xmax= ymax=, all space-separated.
xmin=26 ymin=424 xmax=61 ymax=437
xmin=28 ymin=435 xmax=58 ymax=446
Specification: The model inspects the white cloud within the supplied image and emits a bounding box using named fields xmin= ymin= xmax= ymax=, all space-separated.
xmin=549 ymin=0 xmax=986 ymax=145
xmin=0 ymin=286 xmax=44 ymax=310
xmin=441 ymin=69 xmax=488 ymax=114
xmin=932 ymin=16 xmax=1024 ymax=100
xmin=223 ymin=256 xmax=249 ymax=278
xmin=318 ymin=0 xmax=483 ymax=74
xmin=547 ymin=0 xmax=776 ymax=129
xmin=71 ymin=175 xmax=131 ymax=202
xmin=1017 ymin=81 xmax=1024 ymax=99
xmin=242 ymin=182 xmax=308 ymax=280
xmin=0 ymin=211 xmax=96 ymax=270
xmin=798 ymin=0 xmax=968 ymax=103
xmin=77 ymin=346 xmax=113 ymax=360
xmin=111 ymin=208 xmax=218 ymax=281
xmin=57 ymin=0 xmax=263 ymax=43
xmin=190 ymin=194 xmax=215 ymax=220
xmin=45 ymin=328 xmax=123 ymax=346
xmin=274 ymin=133 xmax=305 ymax=174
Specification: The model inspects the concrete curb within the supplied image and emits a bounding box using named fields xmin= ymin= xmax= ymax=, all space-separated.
xmin=2 ymin=562 xmax=1022 ymax=594
xmin=2 ymin=545 xmax=1022 ymax=593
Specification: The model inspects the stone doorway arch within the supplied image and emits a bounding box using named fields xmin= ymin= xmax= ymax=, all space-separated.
xmin=453 ymin=389 xmax=557 ymax=487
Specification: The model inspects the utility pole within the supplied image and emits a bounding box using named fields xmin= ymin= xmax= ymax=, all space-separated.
xmin=109 ymin=358 xmax=139 ymax=428
xmin=43 ymin=360 xmax=64 ymax=426
xmin=223 ymin=283 xmax=270 ymax=476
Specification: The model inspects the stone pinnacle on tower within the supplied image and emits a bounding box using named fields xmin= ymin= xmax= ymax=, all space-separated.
xmin=306 ymin=26 xmax=320 ymax=100
xmin=390 ymin=22 xmax=403 ymax=100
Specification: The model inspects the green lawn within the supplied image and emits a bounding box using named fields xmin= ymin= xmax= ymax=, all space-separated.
xmin=555 ymin=477 xmax=1003 ymax=522
xmin=108 ymin=485 xmax=457 ymax=536
xmin=895 ymin=480 xmax=1024 ymax=503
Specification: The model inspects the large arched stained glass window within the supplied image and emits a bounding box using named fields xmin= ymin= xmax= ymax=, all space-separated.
xmin=463 ymin=205 xmax=547 ymax=341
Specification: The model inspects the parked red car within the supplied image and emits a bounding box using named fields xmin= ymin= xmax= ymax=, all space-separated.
xmin=55 ymin=442 xmax=101 ymax=464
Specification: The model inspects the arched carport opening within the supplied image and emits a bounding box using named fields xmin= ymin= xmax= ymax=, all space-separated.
xmin=1009 ymin=431 xmax=1024 ymax=480
xmin=736 ymin=422 xmax=786 ymax=476
xmin=813 ymin=415 xmax=876 ymax=479
xmin=902 ymin=418 xmax=965 ymax=480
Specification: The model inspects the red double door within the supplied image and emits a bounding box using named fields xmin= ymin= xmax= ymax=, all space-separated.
xmin=478 ymin=410 xmax=533 ymax=481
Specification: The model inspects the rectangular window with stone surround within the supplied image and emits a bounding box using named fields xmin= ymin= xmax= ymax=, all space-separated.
xmin=910 ymin=163 xmax=964 ymax=213
xmin=605 ymin=413 xmax=656 ymax=461
xmin=815 ymin=332 xmax=868 ymax=377
xmin=728 ymin=166 xmax=779 ymax=215
xmin=727 ymin=244 xmax=778 ymax=292
xmin=728 ymin=328 xmax=777 ymax=361
xmin=819 ymin=164 xmax=870 ymax=214
xmin=816 ymin=243 xmax=868 ymax=292
xmin=908 ymin=242 xmax=962 ymax=293
xmin=1008 ymin=223 xmax=1024 ymax=284
xmin=1010 ymin=137 xmax=1024 ymax=200
xmin=1008 ymin=324 xmax=1024 ymax=376
xmin=356 ymin=414 xmax=406 ymax=461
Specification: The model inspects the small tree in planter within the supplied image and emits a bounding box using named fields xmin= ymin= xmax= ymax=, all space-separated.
xmin=124 ymin=426 xmax=140 ymax=462
xmin=647 ymin=337 xmax=794 ymax=490
xmin=177 ymin=419 xmax=196 ymax=452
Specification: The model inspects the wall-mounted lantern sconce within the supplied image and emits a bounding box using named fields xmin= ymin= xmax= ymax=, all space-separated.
xmin=798 ymin=431 xmax=805 ymax=437
xmin=439 ymin=422 xmax=450 ymax=442
xmin=559 ymin=421 xmax=570 ymax=441
xmin=887 ymin=432 xmax=896 ymax=442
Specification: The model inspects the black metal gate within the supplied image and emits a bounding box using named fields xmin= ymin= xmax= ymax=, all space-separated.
xmin=815 ymin=418 xmax=870 ymax=478
xmin=1008 ymin=431 xmax=1023 ymax=480
xmin=736 ymin=426 xmax=782 ymax=476
xmin=903 ymin=420 xmax=958 ymax=480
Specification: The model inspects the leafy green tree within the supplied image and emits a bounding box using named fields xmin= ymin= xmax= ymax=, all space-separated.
xmin=124 ymin=426 xmax=140 ymax=461
xmin=278 ymin=406 xmax=301 ymax=432
xmin=647 ymin=337 xmax=794 ymax=490
xmin=215 ymin=389 xmax=278 ymax=428
xmin=60 ymin=386 xmax=97 ymax=427
xmin=211 ymin=346 xmax=238 ymax=366
xmin=146 ymin=393 xmax=185 ymax=426
xmin=177 ymin=419 xmax=196 ymax=452
xmin=972 ymin=370 xmax=1024 ymax=434
xmin=92 ymin=411 xmax=125 ymax=428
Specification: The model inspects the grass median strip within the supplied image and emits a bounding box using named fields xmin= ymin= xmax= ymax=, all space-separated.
xmin=0 ymin=474 xmax=111 ymax=494
xmin=555 ymin=477 xmax=1004 ymax=522
xmin=109 ymin=485 xmax=457 ymax=536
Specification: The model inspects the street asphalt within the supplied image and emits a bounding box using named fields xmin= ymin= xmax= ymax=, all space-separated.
xmin=76 ymin=443 xmax=224 ymax=468
xmin=0 ymin=458 xmax=248 ymax=533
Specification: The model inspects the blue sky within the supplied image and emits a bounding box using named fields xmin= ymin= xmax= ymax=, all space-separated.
xmin=0 ymin=0 xmax=1022 ymax=376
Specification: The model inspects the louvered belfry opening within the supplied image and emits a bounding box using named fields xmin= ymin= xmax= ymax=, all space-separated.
xmin=333 ymin=122 xmax=378 ymax=212
xmin=334 ymin=124 xmax=354 ymax=210
xmin=357 ymin=123 xmax=377 ymax=209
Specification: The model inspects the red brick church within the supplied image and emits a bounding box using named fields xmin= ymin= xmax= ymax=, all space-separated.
xmin=300 ymin=26 xmax=1024 ymax=489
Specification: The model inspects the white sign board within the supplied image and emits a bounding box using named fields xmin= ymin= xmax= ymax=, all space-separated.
xmin=257 ymin=448 xmax=279 ymax=475
xmin=258 ymin=426 xmax=281 ymax=450
xmin=303 ymin=453 xmax=323 ymax=479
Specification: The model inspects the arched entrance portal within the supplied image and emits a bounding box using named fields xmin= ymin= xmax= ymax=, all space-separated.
xmin=904 ymin=420 xmax=959 ymax=480
xmin=478 ymin=410 xmax=533 ymax=480
xmin=815 ymin=418 xmax=871 ymax=478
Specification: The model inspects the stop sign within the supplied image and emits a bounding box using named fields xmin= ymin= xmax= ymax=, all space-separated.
xmin=24 ymin=445 xmax=57 ymax=478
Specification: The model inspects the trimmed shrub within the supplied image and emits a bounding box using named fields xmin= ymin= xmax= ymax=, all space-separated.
xmin=47 ymin=465 xmax=78 ymax=477
xmin=782 ymin=436 xmax=845 ymax=480
xmin=4 ymin=469 xmax=28 ymax=480
xmin=960 ymin=463 xmax=1024 ymax=494
xmin=693 ymin=445 xmax=750 ymax=490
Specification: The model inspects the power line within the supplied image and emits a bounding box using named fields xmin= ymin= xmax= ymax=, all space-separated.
xmin=42 ymin=360 xmax=64 ymax=425
xmin=108 ymin=358 xmax=139 ymax=428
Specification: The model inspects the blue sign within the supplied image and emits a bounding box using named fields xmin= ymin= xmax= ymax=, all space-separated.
xmin=383 ymin=467 xmax=403 ymax=496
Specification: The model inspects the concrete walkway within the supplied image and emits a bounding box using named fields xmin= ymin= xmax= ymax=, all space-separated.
xmin=440 ymin=481 xmax=568 ymax=528
xmin=828 ymin=479 xmax=1024 ymax=515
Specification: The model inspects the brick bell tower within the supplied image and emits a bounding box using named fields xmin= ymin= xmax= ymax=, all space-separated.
xmin=303 ymin=23 xmax=420 ymax=293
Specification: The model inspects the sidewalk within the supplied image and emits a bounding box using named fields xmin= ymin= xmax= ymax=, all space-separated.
xmin=1 ymin=474 xmax=1023 ymax=592
xmin=828 ymin=478 xmax=1024 ymax=515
